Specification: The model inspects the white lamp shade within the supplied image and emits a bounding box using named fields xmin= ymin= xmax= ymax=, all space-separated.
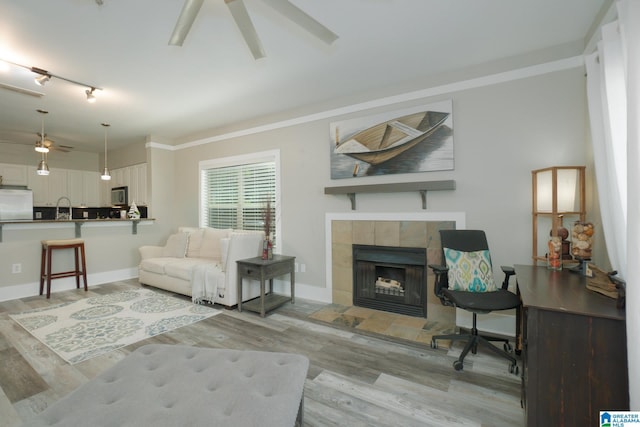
xmin=535 ymin=168 xmax=580 ymax=212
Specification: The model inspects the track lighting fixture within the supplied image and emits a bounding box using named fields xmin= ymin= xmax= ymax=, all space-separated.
xmin=85 ymin=87 xmax=97 ymax=103
xmin=34 ymin=73 xmax=51 ymax=86
xmin=35 ymin=109 xmax=50 ymax=153
xmin=101 ymin=123 xmax=111 ymax=181
xmin=0 ymin=59 xmax=102 ymax=102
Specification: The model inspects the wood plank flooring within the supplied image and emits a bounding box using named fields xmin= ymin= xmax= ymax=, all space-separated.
xmin=0 ymin=280 xmax=524 ymax=426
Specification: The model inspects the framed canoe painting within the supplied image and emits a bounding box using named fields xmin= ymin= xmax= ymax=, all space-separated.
xmin=330 ymin=100 xmax=453 ymax=179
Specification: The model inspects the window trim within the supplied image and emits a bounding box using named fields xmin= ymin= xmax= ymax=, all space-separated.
xmin=199 ymin=149 xmax=281 ymax=250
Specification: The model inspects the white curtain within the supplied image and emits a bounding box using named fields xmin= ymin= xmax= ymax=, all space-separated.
xmin=619 ymin=0 xmax=640 ymax=411
xmin=586 ymin=0 xmax=640 ymax=409
xmin=586 ymin=21 xmax=627 ymax=279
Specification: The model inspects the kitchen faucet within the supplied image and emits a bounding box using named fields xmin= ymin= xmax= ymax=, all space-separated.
xmin=56 ymin=196 xmax=72 ymax=220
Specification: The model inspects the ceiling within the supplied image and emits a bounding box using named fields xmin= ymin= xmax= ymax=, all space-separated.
xmin=0 ymin=0 xmax=608 ymax=155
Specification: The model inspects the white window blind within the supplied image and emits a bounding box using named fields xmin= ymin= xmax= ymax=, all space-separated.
xmin=200 ymin=160 xmax=276 ymax=239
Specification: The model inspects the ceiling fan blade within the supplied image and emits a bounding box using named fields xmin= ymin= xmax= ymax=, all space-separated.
xmin=0 ymin=82 xmax=45 ymax=98
xmin=225 ymin=0 xmax=266 ymax=59
xmin=261 ymin=0 xmax=338 ymax=45
xmin=55 ymin=145 xmax=73 ymax=153
xmin=169 ymin=0 xmax=205 ymax=46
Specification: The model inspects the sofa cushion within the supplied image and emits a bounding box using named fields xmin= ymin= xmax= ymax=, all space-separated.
xmin=164 ymin=258 xmax=213 ymax=281
xmin=199 ymin=228 xmax=232 ymax=259
xmin=139 ymin=257 xmax=176 ymax=275
xmin=162 ymin=232 xmax=189 ymax=258
xmin=179 ymin=227 xmax=205 ymax=258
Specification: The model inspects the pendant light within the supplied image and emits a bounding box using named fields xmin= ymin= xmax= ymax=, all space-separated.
xmin=37 ymin=152 xmax=50 ymax=176
xmin=35 ymin=109 xmax=49 ymax=153
xmin=101 ymin=123 xmax=111 ymax=181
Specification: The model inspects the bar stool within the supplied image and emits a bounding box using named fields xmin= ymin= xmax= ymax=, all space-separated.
xmin=40 ymin=238 xmax=88 ymax=299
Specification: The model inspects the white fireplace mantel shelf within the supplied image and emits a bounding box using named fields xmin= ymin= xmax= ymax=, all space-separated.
xmin=324 ymin=180 xmax=456 ymax=210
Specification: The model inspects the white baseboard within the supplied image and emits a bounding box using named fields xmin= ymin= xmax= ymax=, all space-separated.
xmin=0 ymin=268 xmax=139 ymax=302
xmin=271 ymin=279 xmax=332 ymax=304
xmin=1 ymin=271 xmax=332 ymax=306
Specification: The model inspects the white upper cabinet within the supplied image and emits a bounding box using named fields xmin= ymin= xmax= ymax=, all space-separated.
xmin=68 ymin=170 xmax=101 ymax=206
xmin=22 ymin=164 xmax=144 ymax=207
xmin=0 ymin=163 xmax=28 ymax=186
xmin=27 ymin=167 xmax=68 ymax=206
xmin=109 ymin=163 xmax=147 ymax=206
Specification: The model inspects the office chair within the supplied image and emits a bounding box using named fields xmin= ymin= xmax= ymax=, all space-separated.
xmin=428 ymin=229 xmax=520 ymax=373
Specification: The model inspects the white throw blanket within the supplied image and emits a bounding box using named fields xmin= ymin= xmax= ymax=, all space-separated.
xmin=192 ymin=263 xmax=225 ymax=304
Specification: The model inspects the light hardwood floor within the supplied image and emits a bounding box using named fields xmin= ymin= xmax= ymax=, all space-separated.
xmin=0 ymin=280 xmax=524 ymax=426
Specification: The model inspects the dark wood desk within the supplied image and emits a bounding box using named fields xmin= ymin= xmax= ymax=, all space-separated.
xmin=237 ymin=255 xmax=295 ymax=317
xmin=515 ymin=265 xmax=628 ymax=426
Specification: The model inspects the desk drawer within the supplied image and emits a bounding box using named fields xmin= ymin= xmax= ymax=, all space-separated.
xmin=237 ymin=261 xmax=293 ymax=279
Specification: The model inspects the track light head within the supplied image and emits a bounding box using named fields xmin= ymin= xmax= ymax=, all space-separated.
xmin=86 ymin=87 xmax=97 ymax=103
xmin=35 ymin=73 xmax=51 ymax=86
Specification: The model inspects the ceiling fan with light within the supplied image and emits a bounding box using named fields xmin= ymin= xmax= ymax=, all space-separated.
xmin=0 ymin=109 xmax=73 ymax=153
xmin=168 ymin=0 xmax=339 ymax=59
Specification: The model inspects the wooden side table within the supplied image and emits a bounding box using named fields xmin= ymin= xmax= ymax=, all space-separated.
xmin=237 ymin=255 xmax=296 ymax=317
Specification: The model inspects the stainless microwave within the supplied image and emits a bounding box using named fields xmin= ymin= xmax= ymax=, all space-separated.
xmin=111 ymin=186 xmax=128 ymax=206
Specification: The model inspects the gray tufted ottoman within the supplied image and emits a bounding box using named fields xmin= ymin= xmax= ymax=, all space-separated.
xmin=23 ymin=344 xmax=309 ymax=427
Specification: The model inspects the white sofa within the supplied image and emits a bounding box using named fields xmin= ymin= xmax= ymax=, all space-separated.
xmin=138 ymin=227 xmax=264 ymax=307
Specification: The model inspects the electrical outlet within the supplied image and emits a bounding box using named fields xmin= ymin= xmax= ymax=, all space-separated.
xmin=12 ymin=263 xmax=22 ymax=274
xmin=300 ymin=264 xmax=306 ymax=273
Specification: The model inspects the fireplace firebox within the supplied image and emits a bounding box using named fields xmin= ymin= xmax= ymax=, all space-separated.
xmin=352 ymin=244 xmax=427 ymax=317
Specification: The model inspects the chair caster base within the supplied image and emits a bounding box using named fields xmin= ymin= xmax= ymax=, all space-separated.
xmin=510 ymin=363 xmax=519 ymax=375
xmin=453 ymin=360 xmax=464 ymax=371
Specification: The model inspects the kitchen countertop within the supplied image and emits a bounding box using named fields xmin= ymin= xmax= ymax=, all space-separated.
xmin=0 ymin=218 xmax=154 ymax=242
xmin=0 ymin=218 xmax=150 ymax=224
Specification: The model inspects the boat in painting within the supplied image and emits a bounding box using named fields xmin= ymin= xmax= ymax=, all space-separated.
xmin=334 ymin=111 xmax=449 ymax=165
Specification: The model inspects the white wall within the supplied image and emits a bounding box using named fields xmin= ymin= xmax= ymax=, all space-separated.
xmin=170 ymin=64 xmax=592 ymax=294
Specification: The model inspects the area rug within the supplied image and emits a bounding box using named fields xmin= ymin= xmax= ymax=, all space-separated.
xmin=9 ymin=289 xmax=220 ymax=364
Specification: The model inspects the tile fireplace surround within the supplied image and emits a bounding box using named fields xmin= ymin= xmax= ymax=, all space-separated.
xmin=326 ymin=212 xmax=465 ymax=325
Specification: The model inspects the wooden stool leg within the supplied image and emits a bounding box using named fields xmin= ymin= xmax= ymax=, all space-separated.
xmin=80 ymin=243 xmax=88 ymax=291
xmin=39 ymin=245 xmax=46 ymax=296
xmin=46 ymin=247 xmax=53 ymax=299
xmin=74 ymin=246 xmax=80 ymax=289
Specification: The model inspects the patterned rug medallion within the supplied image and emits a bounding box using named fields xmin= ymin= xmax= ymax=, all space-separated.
xmin=9 ymin=289 xmax=220 ymax=364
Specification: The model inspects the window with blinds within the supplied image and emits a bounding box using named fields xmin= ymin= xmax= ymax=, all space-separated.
xmin=200 ymin=159 xmax=277 ymax=240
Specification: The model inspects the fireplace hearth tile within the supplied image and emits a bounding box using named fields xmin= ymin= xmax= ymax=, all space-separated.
xmin=391 ymin=316 xmax=428 ymax=329
xmin=333 ymin=314 xmax=365 ymax=328
xmin=355 ymin=317 xmax=392 ymax=334
xmin=384 ymin=324 xmax=420 ymax=341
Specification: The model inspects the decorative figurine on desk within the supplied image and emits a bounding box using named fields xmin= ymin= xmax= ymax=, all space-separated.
xmin=571 ymin=221 xmax=594 ymax=276
xmin=127 ymin=202 xmax=140 ymax=219
xmin=547 ymin=237 xmax=562 ymax=270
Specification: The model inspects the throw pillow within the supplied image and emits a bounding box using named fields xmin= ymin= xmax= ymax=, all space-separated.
xmin=443 ymin=248 xmax=497 ymax=292
xmin=162 ymin=232 xmax=189 ymax=258
xmin=199 ymin=228 xmax=232 ymax=260
xmin=179 ymin=227 xmax=205 ymax=258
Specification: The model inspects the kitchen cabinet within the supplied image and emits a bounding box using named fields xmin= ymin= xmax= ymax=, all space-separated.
xmin=130 ymin=163 xmax=147 ymax=205
xmin=27 ymin=167 xmax=68 ymax=206
xmin=109 ymin=163 xmax=147 ymax=206
xmin=0 ymin=163 xmax=28 ymax=186
xmin=68 ymin=170 xmax=100 ymax=206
